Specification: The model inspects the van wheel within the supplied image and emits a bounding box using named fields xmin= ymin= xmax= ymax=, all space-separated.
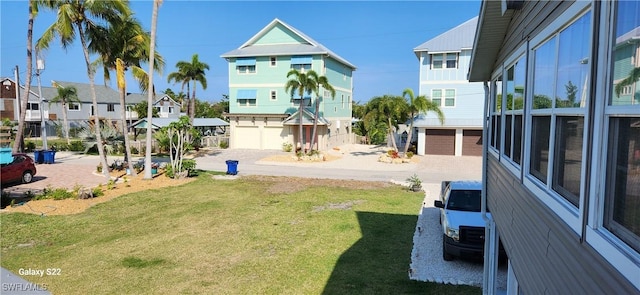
xmin=443 ymin=235 xmax=453 ymax=261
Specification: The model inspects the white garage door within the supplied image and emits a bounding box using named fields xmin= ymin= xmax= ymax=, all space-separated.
xmin=262 ymin=127 xmax=286 ymax=150
xmin=234 ymin=126 xmax=260 ymax=149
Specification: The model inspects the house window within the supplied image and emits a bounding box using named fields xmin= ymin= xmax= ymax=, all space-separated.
xmin=431 ymin=89 xmax=442 ymax=106
xmin=168 ymin=107 xmax=174 ymax=114
xmin=490 ymin=76 xmax=503 ymax=153
xmin=26 ymin=103 xmax=38 ymax=110
xmin=444 ymin=89 xmax=455 ymax=107
xmin=154 ymin=106 xmax=161 ymax=114
xmin=528 ymin=10 xmax=591 ymax=207
xmin=270 ymin=57 xmax=277 ymax=67
xmin=107 ymin=103 xmax=115 ymax=112
xmin=238 ymin=65 xmax=256 ymax=74
xmin=431 ymin=89 xmax=455 ymax=107
xmin=68 ymin=103 xmax=80 ymax=111
xmin=432 ymin=54 xmax=443 ymax=69
xmin=238 ymin=99 xmax=256 ymax=106
xmin=446 ymin=53 xmax=458 ymax=69
xmin=236 ymin=57 xmax=256 ymax=74
xmin=603 ymin=1 xmax=640 ymax=253
xmin=503 ymin=56 xmax=526 ymax=165
xmin=291 ymin=55 xmax=311 ymax=73
xmin=270 ymin=90 xmax=277 ymax=101
xmin=341 ymin=94 xmax=345 ymax=109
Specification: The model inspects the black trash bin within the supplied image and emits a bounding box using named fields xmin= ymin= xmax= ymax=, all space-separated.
xmin=225 ymin=160 xmax=239 ymax=175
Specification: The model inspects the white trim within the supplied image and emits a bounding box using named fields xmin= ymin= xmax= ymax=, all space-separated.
xmin=270 ymin=90 xmax=277 ymax=101
xmin=269 ymin=56 xmax=277 ymax=67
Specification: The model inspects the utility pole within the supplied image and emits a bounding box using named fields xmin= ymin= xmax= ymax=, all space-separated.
xmin=36 ymin=49 xmax=47 ymax=150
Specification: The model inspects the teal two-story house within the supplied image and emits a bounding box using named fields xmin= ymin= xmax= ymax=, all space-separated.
xmin=221 ymin=18 xmax=356 ymax=150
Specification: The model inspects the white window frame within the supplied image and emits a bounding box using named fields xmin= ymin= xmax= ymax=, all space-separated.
xmin=107 ymin=103 xmax=115 ymax=112
xmin=488 ymin=73 xmax=503 ymax=159
xmin=270 ymin=57 xmax=277 ymax=67
xmin=493 ymin=45 xmax=528 ymax=177
xmin=444 ymin=89 xmax=456 ymax=107
xmin=68 ymin=102 xmax=80 ymax=111
xmin=168 ymin=106 xmax=174 ymax=114
xmin=585 ymin=0 xmax=640 ymax=288
xmin=522 ymin=1 xmax=592 ymax=235
xmin=431 ymin=53 xmax=443 ymax=69
xmin=270 ymin=90 xmax=277 ymax=101
xmin=237 ymin=65 xmax=256 ymax=74
xmin=237 ymin=99 xmax=256 ymax=107
xmin=446 ymin=53 xmax=459 ymax=69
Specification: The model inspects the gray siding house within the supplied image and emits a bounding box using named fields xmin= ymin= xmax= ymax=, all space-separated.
xmin=468 ymin=0 xmax=639 ymax=294
xmin=413 ymin=17 xmax=485 ymax=157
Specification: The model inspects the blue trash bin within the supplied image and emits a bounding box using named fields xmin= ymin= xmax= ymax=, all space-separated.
xmin=33 ymin=150 xmax=44 ymax=164
xmin=225 ymin=160 xmax=239 ymax=175
xmin=43 ymin=150 xmax=56 ymax=164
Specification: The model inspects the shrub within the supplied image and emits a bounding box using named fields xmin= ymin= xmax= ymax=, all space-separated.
xmin=69 ymin=140 xmax=84 ymax=152
xmin=37 ymin=187 xmax=75 ymax=200
xmin=219 ymin=140 xmax=229 ymax=149
xmin=131 ymin=146 xmax=139 ymax=155
xmin=387 ymin=150 xmax=399 ymax=159
xmin=406 ymin=151 xmax=414 ymax=158
xmin=92 ymin=187 xmax=104 ymax=197
xmin=282 ymin=142 xmax=293 ymax=152
xmin=25 ymin=141 xmax=36 ymax=152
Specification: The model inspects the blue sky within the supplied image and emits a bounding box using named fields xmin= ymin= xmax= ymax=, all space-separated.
xmin=1 ymin=0 xmax=481 ymax=103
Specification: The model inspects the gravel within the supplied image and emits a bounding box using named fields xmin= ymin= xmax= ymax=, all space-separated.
xmin=408 ymin=183 xmax=508 ymax=289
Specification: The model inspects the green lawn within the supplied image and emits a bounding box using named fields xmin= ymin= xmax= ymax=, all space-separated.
xmin=1 ymin=173 xmax=479 ymax=294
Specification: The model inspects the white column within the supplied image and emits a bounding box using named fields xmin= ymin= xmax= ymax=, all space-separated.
xmin=455 ymin=128 xmax=463 ymax=156
xmin=417 ymin=128 xmax=426 ymax=155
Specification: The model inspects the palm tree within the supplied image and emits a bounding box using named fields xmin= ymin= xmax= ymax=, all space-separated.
xmin=167 ymin=54 xmax=209 ymax=123
xmin=145 ymin=0 xmax=162 ymax=180
xmin=366 ymin=95 xmax=408 ymax=151
xmin=401 ymin=88 xmax=444 ymax=155
xmin=49 ymin=83 xmax=81 ymax=145
xmin=308 ymin=74 xmax=335 ymax=152
xmin=89 ymin=12 xmax=164 ymax=176
xmin=615 ymin=67 xmax=640 ymax=97
xmin=13 ymin=0 xmax=38 ymax=153
xmin=37 ymin=0 xmax=130 ymax=179
xmin=284 ymin=69 xmax=317 ymax=152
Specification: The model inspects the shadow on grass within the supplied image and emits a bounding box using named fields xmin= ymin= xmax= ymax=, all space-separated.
xmin=322 ymin=211 xmax=480 ymax=295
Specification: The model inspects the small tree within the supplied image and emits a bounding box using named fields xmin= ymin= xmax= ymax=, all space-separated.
xmin=165 ymin=116 xmax=197 ymax=179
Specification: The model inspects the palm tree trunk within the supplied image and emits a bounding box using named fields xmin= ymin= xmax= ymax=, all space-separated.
xmin=62 ymin=102 xmax=70 ymax=145
xmin=309 ymin=97 xmax=320 ymax=151
xmin=402 ymin=112 xmax=415 ymax=155
xmin=144 ymin=0 xmax=161 ymax=180
xmin=298 ymin=95 xmax=304 ymax=153
xmin=119 ymin=86 xmax=136 ymax=176
xmin=388 ymin=117 xmax=398 ymax=151
xmin=13 ymin=2 xmax=35 ymax=154
xmin=78 ymin=24 xmax=110 ymax=179
xmin=190 ymin=80 xmax=196 ymax=123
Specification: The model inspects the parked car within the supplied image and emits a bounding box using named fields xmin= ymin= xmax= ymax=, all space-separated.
xmin=434 ymin=180 xmax=488 ymax=261
xmin=1 ymin=153 xmax=37 ymax=185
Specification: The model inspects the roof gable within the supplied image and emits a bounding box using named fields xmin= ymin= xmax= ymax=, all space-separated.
xmin=221 ymin=18 xmax=356 ymax=70
xmin=252 ymin=22 xmax=309 ymax=46
xmin=414 ymin=16 xmax=479 ymax=57
xmin=153 ymin=94 xmax=181 ymax=107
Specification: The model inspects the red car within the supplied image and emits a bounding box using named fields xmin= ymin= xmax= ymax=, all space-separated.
xmin=1 ymin=153 xmax=37 ymax=185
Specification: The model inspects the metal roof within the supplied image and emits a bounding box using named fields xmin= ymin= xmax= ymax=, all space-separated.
xmin=221 ymin=18 xmax=356 ymax=70
xmin=414 ymin=16 xmax=479 ymax=58
xmin=282 ymin=109 xmax=329 ymax=126
xmin=41 ymin=80 xmax=147 ymax=105
xmin=130 ymin=117 xmax=229 ymax=129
